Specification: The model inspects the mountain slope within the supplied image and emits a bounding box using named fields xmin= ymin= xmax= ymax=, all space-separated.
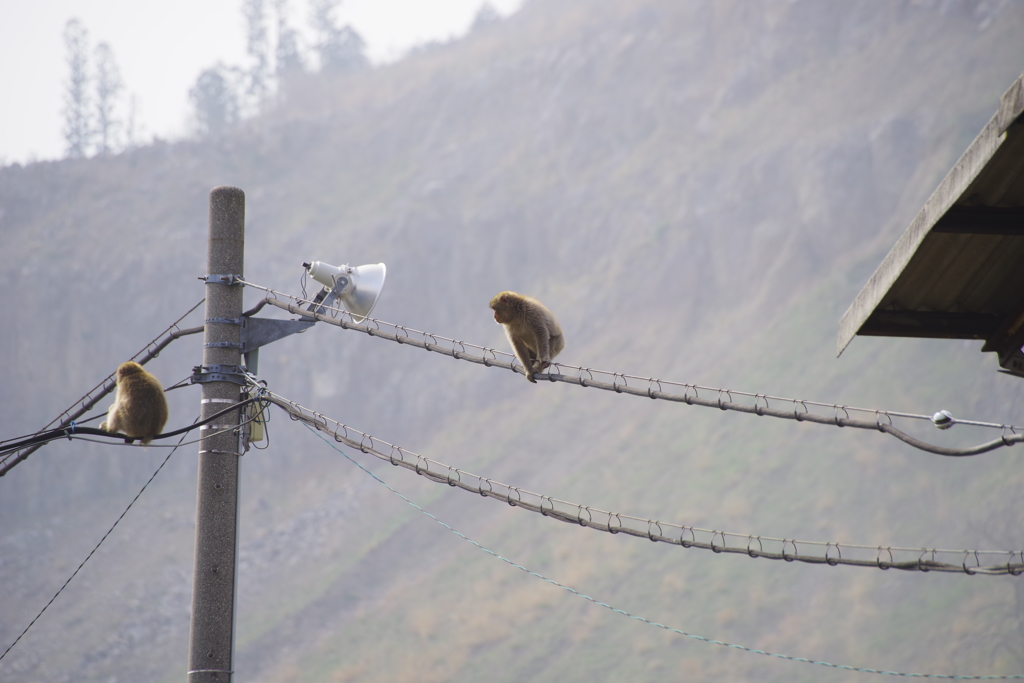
xmin=2 ymin=1 xmax=1024 ymax=681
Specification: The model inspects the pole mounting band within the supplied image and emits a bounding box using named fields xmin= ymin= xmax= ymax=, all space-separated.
xmin=202 ymin=274 xmax=243 ymax=286
xmin=203 ymin=341 xmax=244 ymax=349
xmin=191 ymin=364 xmax=248 ymax=385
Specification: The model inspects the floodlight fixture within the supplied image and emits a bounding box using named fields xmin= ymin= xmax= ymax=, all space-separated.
xmin=302 ymin=260 xmax=386 ymax=322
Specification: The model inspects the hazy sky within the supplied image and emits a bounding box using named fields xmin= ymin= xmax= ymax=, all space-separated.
xmin=0 ymin=0 xmax=522 ymax=165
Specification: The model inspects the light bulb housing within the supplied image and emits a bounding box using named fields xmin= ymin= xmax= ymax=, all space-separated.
xmin=304 ymin=260 xmax=386 ymax=322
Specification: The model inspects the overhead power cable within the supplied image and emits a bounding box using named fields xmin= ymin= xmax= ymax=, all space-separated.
xmin=305 ymin=423 xmax=1024 ymax=680
xmin=237 ymin=281 xmax=1023 ymax=458
xmin=0 ymin=396 xmax=265 ymax=458
xmin=264 ymin=390 xmax=1024 ymax=576
xmin=0 ymin=298 xmax=206 ymax=477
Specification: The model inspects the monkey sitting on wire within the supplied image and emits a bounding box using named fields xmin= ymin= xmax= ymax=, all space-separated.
xmin=100 ymin=361 xmax=169 ymax=444
xmin=489 ymin=291 xmax=565 ymax=383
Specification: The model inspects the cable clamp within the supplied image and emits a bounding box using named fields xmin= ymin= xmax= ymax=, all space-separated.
xmin=205 ymin=317 xmax=243 ymax=326
xmin=202 ymin=274 xmax=243 ymax=286
xmin=203 ymin=341 xmax=244 ymax=349
xmin=191 ymin=364 xmax=248 ymax=386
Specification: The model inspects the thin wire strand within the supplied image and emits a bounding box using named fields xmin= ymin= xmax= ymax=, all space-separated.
xmin=263 ymin=391 xmax=1024 ymax=575
xmin=0 ymin=428 xmax=189 ymax=663
xmin=0 ymin=298 xmax=206 ymax=476
xmin=0 ymin=396 xmax=265 ymax=458
xmin=0 ymin=373 xmax=195 ymax=450
xmin=237 ymin=281 xmax=1023 ymax=454
xmin=301 ymin=423 xmax=1023 ymax=680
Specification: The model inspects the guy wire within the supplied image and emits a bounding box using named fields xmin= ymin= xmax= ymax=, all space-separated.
xmin=0 ymin=427 xmax=191 ymax=663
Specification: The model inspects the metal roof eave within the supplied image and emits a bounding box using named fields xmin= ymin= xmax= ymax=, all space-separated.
xmin=837 ymin=72 xmax=1024 ymax=357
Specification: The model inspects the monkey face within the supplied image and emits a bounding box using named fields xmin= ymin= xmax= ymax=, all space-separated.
xmin=490 ymin=292 xmax=517 ymax=324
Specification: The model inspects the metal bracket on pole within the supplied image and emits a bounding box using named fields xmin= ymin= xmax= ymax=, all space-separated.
xmin=191 ymin=364 xmax=248 ymax=386
xmin=240 ymin=317 xmax=314 ymax=353
xmin=203 ymin=273 xmax=244 ymax=286
xmin=297 ymin=285 xmax=339 ymax=321
xmin=236 ymin=316 xmax=315 ymax=375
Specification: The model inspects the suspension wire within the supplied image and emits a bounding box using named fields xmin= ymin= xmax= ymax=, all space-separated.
xmin=236 ymin=282 xmax=1023 ymax=457
xmin=301 ymin=422 xmax=1024 ymax=680
xmin=262 ymin=390 xmax=1024 ymax=576
xmin=0 ymin=298 xmax=206 ymax=477
xmin=0 ymin=427 xmax=191 ymax=664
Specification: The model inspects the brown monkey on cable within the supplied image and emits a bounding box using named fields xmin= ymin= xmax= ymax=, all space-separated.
xmin=99 ymin=361 xmax=169 ymax=444
xmin=489 ymin=291 xmax=565 ymax=383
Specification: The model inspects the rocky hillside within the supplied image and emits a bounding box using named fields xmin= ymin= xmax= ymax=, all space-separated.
xmin=2 ymin=1 xmax=1024 ymax=681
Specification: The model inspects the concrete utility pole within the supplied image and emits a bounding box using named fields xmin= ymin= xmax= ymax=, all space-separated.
xmin=188 ymin=186 xmax=246 ymax=682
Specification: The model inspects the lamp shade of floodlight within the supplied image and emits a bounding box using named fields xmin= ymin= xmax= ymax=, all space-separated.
xmin=304 ymin=261 xmax=386 ymax=322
